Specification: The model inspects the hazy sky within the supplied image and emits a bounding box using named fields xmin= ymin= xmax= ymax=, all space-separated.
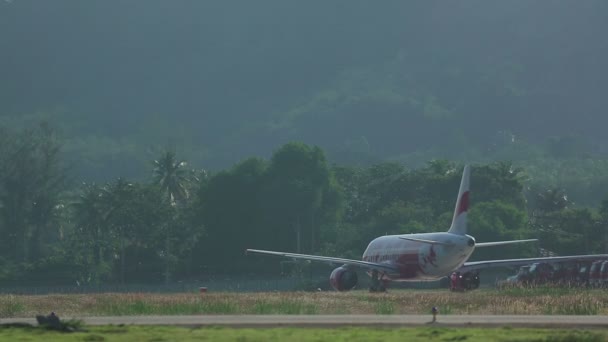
xmin=1 ymin=1 xmax=607 ymax=173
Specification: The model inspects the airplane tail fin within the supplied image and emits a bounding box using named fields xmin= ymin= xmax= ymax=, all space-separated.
xmin=447 ymin=165 xmax=470 ymax=236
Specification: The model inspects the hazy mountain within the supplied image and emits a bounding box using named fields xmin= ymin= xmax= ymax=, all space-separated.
xmin=1 ymin=1 xmax=607 ymax=178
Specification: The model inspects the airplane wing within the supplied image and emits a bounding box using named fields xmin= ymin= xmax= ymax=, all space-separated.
xmin=475 ymin=239 xmax=538 ymax=247
xmin=246 ymin=249 xmax=399 ymax=273
xmin=459 ymin=254 xmax=608 ymax=273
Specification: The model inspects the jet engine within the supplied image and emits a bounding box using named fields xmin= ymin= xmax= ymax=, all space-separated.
xmin=329 ymin=266 xmax=358 ymax=291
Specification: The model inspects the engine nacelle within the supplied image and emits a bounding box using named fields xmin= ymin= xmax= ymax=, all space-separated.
xmin=330 ymin=266 xmax=358 ymax=291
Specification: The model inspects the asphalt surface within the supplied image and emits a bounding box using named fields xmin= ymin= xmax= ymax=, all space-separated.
xmin=2 ymin=315 xmax=608 ymax=328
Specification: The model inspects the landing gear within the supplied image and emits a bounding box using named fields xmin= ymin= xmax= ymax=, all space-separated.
xmin=369 ymin=270 xmax=387 ymax=292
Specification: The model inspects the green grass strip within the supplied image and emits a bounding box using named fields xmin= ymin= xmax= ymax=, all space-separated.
xmin=0 ymin=326 xmax=606 ymax=342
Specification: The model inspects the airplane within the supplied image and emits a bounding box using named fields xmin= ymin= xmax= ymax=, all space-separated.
xmin=247 ymin=165 xmax=608 ymax=291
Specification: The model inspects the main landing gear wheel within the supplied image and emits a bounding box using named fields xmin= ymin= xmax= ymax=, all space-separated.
xmin=369 ymin=270 xmax=387 ymax=292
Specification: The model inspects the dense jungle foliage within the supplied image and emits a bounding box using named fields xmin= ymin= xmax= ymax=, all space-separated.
xmin=1 ymin=2 xmax=607 ymax=284
xmin=0 ymin=125 xmax=607 ymax=285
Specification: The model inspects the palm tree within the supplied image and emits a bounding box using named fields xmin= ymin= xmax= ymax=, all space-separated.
xmin=152 ymin=151 xmax=196 ymax=284
xmin=152 ymin=151 xmax=194 ymax=206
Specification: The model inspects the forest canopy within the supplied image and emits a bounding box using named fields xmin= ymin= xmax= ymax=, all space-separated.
xmin=0 ymin=125 xmax=607 ymax=286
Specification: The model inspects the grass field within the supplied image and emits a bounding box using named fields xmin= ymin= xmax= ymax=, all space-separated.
xmin=0 ymin=325 xmax=606 ymax=342
xmin=1 ymin=287 xmax=608 ymax=317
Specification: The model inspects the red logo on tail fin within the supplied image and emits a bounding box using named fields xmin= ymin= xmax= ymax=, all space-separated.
xmin=457 ymin=191 xmax=469 ymax=216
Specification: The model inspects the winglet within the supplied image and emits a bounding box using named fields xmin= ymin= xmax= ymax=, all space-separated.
xmin=448 ymin=165 xmax=470 ymax=235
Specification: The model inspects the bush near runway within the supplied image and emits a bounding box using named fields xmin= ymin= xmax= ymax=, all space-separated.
xmin=1 ymin=287 xmax=608 ymax=318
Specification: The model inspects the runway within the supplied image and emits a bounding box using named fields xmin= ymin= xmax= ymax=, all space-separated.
xmin=2 ymin=315 xmax=608 ymax=328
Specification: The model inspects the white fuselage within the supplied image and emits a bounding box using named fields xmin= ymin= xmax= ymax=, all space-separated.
xmin=362 ymin=232 xmax=476 ymax=281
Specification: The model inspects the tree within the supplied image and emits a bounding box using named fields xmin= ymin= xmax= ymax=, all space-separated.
xmin=104 ymin=178 xmax=136 ymax=284
xmin=600 ymin=199 xmax=608 ymax=253
xmin=468 ymin=200 xmax=533 ymax=260
xmin=534 ymin=188 xmax=570 ymax=213
xmin=473 ymin=162 xmax=527 ymax=209
xmin=71 ymin=183 xmax=114 ymax=284
xmin=263 ymin=142 xmax=335 ymax=254
xmin=152 ymin=150 xmax=199 ymax=283
xmin=195 ymin=158 xmax=268 ymax=272
xmin=538 ymin=208 xmax=602 ymax=255
xmin=0 ymin=123 xmax=65 ymax=263
xmin=152 ymin=150 xmax=196 ymax=206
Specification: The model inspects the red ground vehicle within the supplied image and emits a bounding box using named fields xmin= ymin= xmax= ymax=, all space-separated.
xmin=450 ymin=271 xmax=480 ymax=291
xmin=499 ymin=265 xmax=532 ymax=287
xmin=577 ymin=263 xmax=590 ymax=285
xmin=551 ymin=262 xmax=579 ymax=285
xmin=500 ymin=263 xmax=554 ymax=287
xmin=528 ymin=263 xmax=554 ymax=284
xmin=589 ymin=260 xmax=603 ymax=287
xmin=498 ymin=260 xmax=608 ymax=288
xmin=600 ymin=261 xmax=608 ymax=287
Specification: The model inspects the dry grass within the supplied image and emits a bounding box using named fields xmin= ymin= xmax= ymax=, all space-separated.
xmin=2 ymin=287 xmax=608 ymax=318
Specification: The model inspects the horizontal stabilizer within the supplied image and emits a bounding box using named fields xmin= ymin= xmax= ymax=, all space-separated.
xmin=398 ymin=236 xmax=453 ymax=246
xmin=475 ymin=239 xmax=538 ymax=247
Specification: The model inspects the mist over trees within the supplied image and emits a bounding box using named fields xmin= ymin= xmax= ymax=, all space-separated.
xmin=2 ymin=3 xmax=608 ymax=183
xmin=1 ymin=2 xmax=607 ymax=285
